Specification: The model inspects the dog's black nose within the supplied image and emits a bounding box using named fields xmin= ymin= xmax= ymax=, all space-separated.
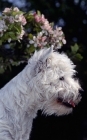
xmin=76 ymin=91 xmax=83 ymax=102
xmin=79 ymin=89 xmax=83 ymax=97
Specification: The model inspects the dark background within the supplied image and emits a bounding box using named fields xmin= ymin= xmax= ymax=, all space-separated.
xmin=0 ymin=0 xmax=87 ymax=140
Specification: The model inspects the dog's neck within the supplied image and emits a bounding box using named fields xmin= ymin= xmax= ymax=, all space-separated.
xmin=12 ymin=65 xmax=42 ymax=115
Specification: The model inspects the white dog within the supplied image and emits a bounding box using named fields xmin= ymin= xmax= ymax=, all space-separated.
xmin=0 ymin=47 xmax=81 ymax=140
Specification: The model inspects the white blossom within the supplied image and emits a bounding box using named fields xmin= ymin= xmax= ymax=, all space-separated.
xmin=0 ymin=20 xmax=8 ymax=32
xmin=29 ymin=40 xmax=34 ymax=44
xmin=8 ymin=38 xmax=11 ymax=43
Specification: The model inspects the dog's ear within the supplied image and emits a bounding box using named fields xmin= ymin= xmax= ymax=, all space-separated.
xmin=35 ymin=46 xmax=53 ymax=74
xmin=41 ymin=45 xmax=53 ymax=63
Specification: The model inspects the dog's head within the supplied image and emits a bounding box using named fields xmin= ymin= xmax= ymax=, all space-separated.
xmin=28 ymin=46 xmax=82 ymax=116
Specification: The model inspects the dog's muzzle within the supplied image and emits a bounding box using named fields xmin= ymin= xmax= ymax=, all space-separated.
xmin=57 ymin=92 xmax=82 ymax=108
xmin=57 ymin=97 xmax=76 ymax=108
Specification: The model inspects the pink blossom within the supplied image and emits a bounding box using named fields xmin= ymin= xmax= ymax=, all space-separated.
xmin=34 ymin=13 xmax=53 ymax=33
xmin=40 ymin=14 xmax=45 ymax=23
xmin=3 ymin=8 xmax=11 ymax=13
xmin=58 ymin=27 xmax=62 ymax=30
xmin=34 ymin=14 xmax=41 ymax=23
xmin=13 ymin=7 xmax=19 ymax=12
xmin=19 ymin=15 xmax=27 ymax=25
xmin=62 ymin=39 xmax=66 ymax=44
xmin=29 ymin=32 xmax=48 ymax=48
xmin=15 ymin=14 xmax=27 ymax=25
xmin=41 ymin=36 xmax=47 ymax=42
xmin=59 ymin=37 xmax=62 ymax=40
xmin=59 ymin=31 xmax=63 ymax=36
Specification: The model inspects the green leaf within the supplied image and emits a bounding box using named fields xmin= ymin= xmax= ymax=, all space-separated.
xmin=71 ymin=43 xmax=79 ymax=54
xmin=50 ymin=22 xmax=54 ymax=27
xmin=26 ymin=45 xmax=35 ymax=53
xmin=75 ymin=53 xmax=83 ymax=61
xmin=11 ymin=11 xmax=23 ymax=16
xmin=8 ymin=24 xmax=14 ymax=30
xmin=7 ymin=64 xmax=12 ymax=71
xmin=28 ymin=34 xmax=33 ymax=39
xmin=8 ymin=32 xmax=15 ymax=37
xmin=14 ymin=24 xmax=21 ymax=33
xmin=0 ymin=40 xmax=2 ymax=46
xmin=4 ymin=32 xmax=16 ymax=40
xmin=11 ymin=61 xmax=20 ymax=66
xmin=37 ymin=10 xmax=41 ymax=15
xmin=0 ymin=66 xmax=4 ymax=74
xmin=25 ymin=14 xmax=34 ymax=22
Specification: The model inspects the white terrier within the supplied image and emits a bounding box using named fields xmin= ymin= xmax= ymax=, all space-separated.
xmin=0 ymin=47 xmax=81 ymax=140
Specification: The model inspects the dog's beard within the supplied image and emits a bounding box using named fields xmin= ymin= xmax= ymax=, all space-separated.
xmin=42 ymin=99 xmax=73 ymax=116
xmin=42 ymin=90 xmax=81 ymax=116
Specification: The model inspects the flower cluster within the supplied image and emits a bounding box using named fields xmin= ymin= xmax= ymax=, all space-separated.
xmin=0 ymin=7 xmax=27 ymax=43
xmin=34 ymin=13 xmax=52 ymax=33
xmin=3 ymin=7 xmax=27 ymax=25
xmin=0 ymin=7 xmax=66 ymax=48
xmin=29 ymin=12 xmax=66 ymax=48
xmin=0 ymin=7 xmax=67 ymax=73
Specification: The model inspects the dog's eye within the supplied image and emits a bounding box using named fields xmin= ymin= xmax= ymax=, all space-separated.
xmin=59 ymin=77 xmax=64 ymax=80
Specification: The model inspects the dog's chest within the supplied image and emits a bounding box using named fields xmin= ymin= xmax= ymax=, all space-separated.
xmin=14 ymin=112 xmax=33 ymax=140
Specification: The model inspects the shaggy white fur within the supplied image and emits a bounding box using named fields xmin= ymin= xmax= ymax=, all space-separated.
xmin=0 ymin=47 xmax=81 ymax=140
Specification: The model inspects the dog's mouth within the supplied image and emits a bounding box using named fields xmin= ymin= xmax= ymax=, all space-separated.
xmin=57 ymin=97 xmax=76 ymax=108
